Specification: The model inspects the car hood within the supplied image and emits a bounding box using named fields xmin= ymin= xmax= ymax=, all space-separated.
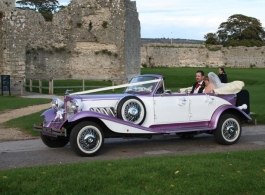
xmin=65 ymin=94 xmax=127 ymax=101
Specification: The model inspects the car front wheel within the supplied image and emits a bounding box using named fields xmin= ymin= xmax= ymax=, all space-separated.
xmin=70 ymin=121 xmax=104 ymax=157
xmin=41 ymin=133 xmax=69 ymax=148
xmin=214 ymin=114 xmax=241 ymax=145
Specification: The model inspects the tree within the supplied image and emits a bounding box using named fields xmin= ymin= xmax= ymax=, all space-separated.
xmin=204 ymin=33 xmax=220 ymax=45
xmin=16 ymin=0 xmax=60 ymax=21
xmin=204 ymin=14 xmax=265 ymax=47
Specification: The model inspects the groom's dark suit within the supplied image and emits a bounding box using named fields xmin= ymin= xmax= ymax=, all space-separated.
xmin=190 ymin=81 xmax=205 ymax=93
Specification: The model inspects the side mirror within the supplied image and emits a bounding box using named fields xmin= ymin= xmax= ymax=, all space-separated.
xmin=164 ymin=89 xmax=171 ymax=94
xmin=185 ymin=89 xmax=188 ymax=94
xmin=160 ymin=89 xmax=171 ymax=96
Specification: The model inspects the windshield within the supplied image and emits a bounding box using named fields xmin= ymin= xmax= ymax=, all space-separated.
xmin=125 ymin=76 xmax=160 ymax=94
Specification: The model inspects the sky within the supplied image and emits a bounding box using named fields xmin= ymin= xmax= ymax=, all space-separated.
xmin=59 ymin=0 xmax=265 ymax=40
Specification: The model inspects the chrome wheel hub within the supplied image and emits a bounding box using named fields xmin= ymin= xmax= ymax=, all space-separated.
xmin=78 ymin=127 xmax=100 ymax=151
xmin=84 ymin=134 xmax=95 ymax=144
xmin=227 ymin=125 xmax=235 ymax=135
xmin=128 ymin=107 xmax=139 ymax=116
xmin=222 ymin=119 xmax=239 ymax=141
xmin=124 ymin=102 xmax=141 ymax=122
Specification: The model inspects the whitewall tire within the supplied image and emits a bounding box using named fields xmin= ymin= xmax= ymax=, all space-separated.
xmin=117 ymin=96 xmax=146 ymax=125
xmin=70 ymin=121 xmax=104 ymax=157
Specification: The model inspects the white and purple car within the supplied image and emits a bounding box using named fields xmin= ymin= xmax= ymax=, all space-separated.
xmin=34 ymin=74 xmax=252 ymax=156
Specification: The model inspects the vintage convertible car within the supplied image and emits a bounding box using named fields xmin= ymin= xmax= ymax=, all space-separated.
xmin=34 ymin=74 xmax=252 ymax=156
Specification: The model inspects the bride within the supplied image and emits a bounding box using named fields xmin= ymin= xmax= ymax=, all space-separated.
xmin=203 ymin=72 xmax=225 ymax=93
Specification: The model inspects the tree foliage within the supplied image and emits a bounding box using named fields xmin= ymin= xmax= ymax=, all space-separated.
xmin=204 ymin=33 xmax=220 ymax=45
xmin=204 ymin=14 xmax=265 ymax=47
xmin=16 ymin=0 xmax=60 ymax=21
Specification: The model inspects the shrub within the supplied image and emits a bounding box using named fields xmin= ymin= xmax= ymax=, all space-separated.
xmin=54 ymin=46 xmax=66 ymax=52
xmin=40 ymin=12 xmax=53 ymax=22
xmin=102 ymin=49 xmax=112 ymax=55
xmin=102 ymin=21 xmax=108 ymax=29
xmin=94 ymin=49 xmax=118 ymax=57
xmin=206 ymin=45 xmax=222 ymax=51
xmin=224 ymin=40 xmax=265 ymax=47
xmin=141 ymin=63 xmax=147 ymax=68
xmin=250 ymin=64 xmax=256 ymax=68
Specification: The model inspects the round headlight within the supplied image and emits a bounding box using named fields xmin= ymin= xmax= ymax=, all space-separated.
xmin=70 ymin=99 xmax=83 ymax=112
xmin=51 ymin=98 xmax=64 ymax=110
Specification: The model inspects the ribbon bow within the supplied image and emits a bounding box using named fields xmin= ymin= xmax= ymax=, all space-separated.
xmin=196 ymin=83 xmax=201 ymax=88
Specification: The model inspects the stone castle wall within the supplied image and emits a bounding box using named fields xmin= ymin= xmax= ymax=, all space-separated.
xmin=141 ymin=44 xmax=265 ymax=68
xmin=0 ymin=0 xmax=140 ymax=95
xmin=124 ymin=0 xmax=141 ymax=79
xmin=0 ymin=0 xmax=15 ymax=9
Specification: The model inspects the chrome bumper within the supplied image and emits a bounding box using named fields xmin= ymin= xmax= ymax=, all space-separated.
xmin=34 ymin=124 xmax=67 ymax=137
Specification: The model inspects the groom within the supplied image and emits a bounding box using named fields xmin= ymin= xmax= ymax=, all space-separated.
xmin=190 ymin=70 xmax=205 ymax=93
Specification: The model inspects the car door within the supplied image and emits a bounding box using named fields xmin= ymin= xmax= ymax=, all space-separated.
xmin=153 ymin=94 xmax=189 ymax=124
xmin=188 ymin=93 xmax=217 ymax=121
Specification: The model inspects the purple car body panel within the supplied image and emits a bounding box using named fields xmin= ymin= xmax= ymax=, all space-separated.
xmin=209 ymin=105 xmax=252 ymax=128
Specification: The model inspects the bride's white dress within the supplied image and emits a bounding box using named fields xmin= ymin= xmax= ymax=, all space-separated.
xmin=207 ymin=72 xmax=244 ymax=94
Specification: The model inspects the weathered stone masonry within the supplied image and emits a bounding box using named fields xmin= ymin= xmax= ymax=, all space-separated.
xmin=141 ymin=44 xmax=265 ymax=68
xmin=0 ymin=0 xmax=141 ymax=95
xmin=1 ymin=0 xmax=265 ymax=95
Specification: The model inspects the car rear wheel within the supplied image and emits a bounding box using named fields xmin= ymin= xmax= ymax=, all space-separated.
xmin=117 ymin=96 xmax=146 ymax=125
xmin=70 ymin=121 xmax=104 ymax=157
xmin=40 ymin=133 xmax=69 ymax=148
xmin=214 ymin=114 xmax=241 ymax=145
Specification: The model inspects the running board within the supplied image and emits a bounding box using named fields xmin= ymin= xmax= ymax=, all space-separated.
xmin=161 ymin=126 xmax=214 ymax=134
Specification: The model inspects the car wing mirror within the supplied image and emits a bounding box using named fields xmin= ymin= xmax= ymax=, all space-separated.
xmin=160 ymin=89 xmax=171 ymax=96
xmin=165 ymin=89 xmax=171 ymax=94
xmin=185 ymin=89 xmax=189 ymax=95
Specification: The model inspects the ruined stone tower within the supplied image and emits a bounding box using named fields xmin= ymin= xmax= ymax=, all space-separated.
xmin=0 ymin=0 xmax=15 ymax=9
xmin=0 ymin=0 xmax=141 ymax=95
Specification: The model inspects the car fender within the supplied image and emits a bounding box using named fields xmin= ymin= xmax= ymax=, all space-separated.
xmin=40 ymin=108 xmax=57 ymax=122
xmin=209 ymin=105 xmax=252 ymax=129
xmin=67 ymin=111 xmax=114 ymax=123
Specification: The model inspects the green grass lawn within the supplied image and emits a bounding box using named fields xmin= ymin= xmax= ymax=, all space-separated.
xmin=141 ymin=67 xmax=265 ymax=88
xmin=4 ymin=110 xmax=45 ymax=136
xmin=1 ymin=150 xmax=265 ymax=195
xmin=0 ymin=96 xmax=50 ymax=112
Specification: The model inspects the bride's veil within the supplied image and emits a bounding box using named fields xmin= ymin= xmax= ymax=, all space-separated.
xmin=208 ymin=72 xmax=225 ymax=89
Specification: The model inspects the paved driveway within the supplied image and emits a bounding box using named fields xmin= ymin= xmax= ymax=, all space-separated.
xmin=0 ymin=125 xmax=264 ymax=170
